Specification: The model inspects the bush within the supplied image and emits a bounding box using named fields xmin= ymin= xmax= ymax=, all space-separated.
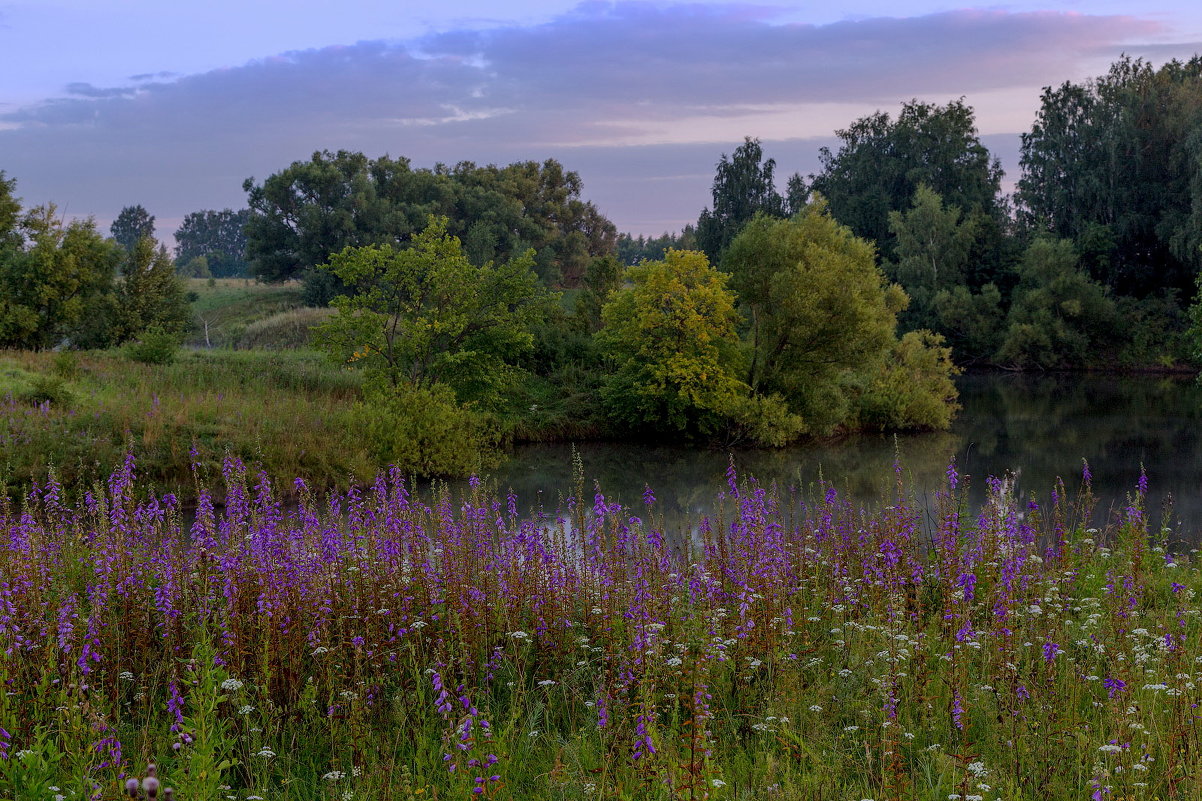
xmin=855 ymin=330 xmax=961 ymax=431
xmin=20 ymin=374 xmax=74 ymax=409
xmin=351 ymin=382 xmax=501 ymax=477
xmin=125 ymin=328 xmax=183 ymax=365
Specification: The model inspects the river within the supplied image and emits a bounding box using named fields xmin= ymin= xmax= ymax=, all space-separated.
xmin=454 ymin=372 xmax=1202 ymax=545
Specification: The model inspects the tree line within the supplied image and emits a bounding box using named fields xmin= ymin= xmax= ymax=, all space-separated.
xmin=692 ymin=55 xmax=1202 ymax=370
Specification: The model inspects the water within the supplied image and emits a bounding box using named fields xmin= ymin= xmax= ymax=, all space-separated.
xmin=459 ymin=372 xmax=1202 ymax=543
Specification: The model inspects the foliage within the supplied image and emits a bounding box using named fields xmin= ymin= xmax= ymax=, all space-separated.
xmin=887 ymin=184 xmax=979 ymax=331
xmin=596 ymin=249 xmax=754 ymax=438
xmin=124 ymin=327 xmax=184 ymax=365
xmin=615 ymin=226 xmax=697 ymax=265
xmin=109 ymin=204 xmax=155 ymax=251
xmin=314 ymin=217 xmax=554 ymax=406
xmin=696 ymin=138 xmax=786 ymax=262
xmin=721 ymin=200 xmax=920 ymax=434
xmin=243 ymin=150 xmax=616 ymax=288
xmin=0 ymin=204 xmax=122 ymax=350
xmin=573 ymin=254 xmax=623 ymax=333
xmin=174 ymin=208 xmax=252 ymax=277
xmin=931 ymin=283 xmax=1006 ymax=365
xmin=998 ymin=238 xmax=1118 ymax=368
xmin=855 ymin=329 xmax=961 ymax=431
xmin=809 ymin=99 xmax=1003 ymax=264
xmin=351 ymin=382 xmax=500 ymax=476
xmin=1018 ymin=56 xmax=1202 ymax=297
xmin=113 ymin=238 xmax=191 ymax=343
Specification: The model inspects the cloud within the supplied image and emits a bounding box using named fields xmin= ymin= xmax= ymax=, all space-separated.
xmin=0 ymin=3 xmax=1175 ymax=233
xmin=65 ymin=83 xmax=138 ymax=99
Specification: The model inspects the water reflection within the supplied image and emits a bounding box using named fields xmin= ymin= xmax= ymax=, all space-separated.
xmin=459 ymin=373 xmax=1202 ymax=543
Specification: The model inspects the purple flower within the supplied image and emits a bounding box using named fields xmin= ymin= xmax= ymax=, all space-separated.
xmin=1103 ymin=677 xmax=1126 ymax=699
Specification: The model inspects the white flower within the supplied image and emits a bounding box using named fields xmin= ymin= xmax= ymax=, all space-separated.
xmin=256 ymin=748 xmax=276 ymax=758
xmin=711 ymin=779 xmax=727 ymax=788
xmin=220 ymin=678 xmax=244 ymax=692
xmin=311 ymin=647 xmax=329 ymax=655
xmin=238 ymin=705 xmax=255 ymax=715
xmin=119 ymin=671 xmax=134 ymax=681
xmin=323 ymin=770 xmax=347 ymax=781
xmin=538 ymin=679 xmax=557 ymax=687
xmin=809 ymin=705 xmax=822 ymax=712
xmin=509 ymin=631 xmax=530 ymax=639
xmin=1099 ymin=744 xmax=1123 ymax=753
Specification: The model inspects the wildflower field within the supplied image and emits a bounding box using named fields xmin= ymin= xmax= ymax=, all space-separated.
xmin=1 ymin=455 xmax=1199 ymax=800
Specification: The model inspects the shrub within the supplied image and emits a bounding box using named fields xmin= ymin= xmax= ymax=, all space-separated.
xmin=20 ymin=374 xmax=74 ymax=408
xmin=351 ymin=382 xmax=500 ymax=477
xmin=126 ymin=327 xmax=183 ymax=365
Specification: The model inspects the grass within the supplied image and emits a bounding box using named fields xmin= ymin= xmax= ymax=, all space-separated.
xmin=185 ymin=278 xmax=307 ymax=348
xmin=1 ymin=460 xmax=1199 ymax=799
xmin=0 ymin=349 xmax=372 ymax=500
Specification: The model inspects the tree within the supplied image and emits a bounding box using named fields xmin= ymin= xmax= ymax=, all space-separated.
xmin=1018 ymin=56 xmax=1202 ymax=297
xmin=174 ymin=209 xmax=251 ymax=277
xmin=113 ymin=238 xmax=190 ymax=343
xmin=244 ymin=151 xmax=616 ymax=292
xmin=0 ymin=205 xmax=121 ymax=349
xmin=887 ymin=185 xmax=979 ymax=330
xmin=808 ymin=99 xmax=1003 ymax=266
xmin=314 ymin=217 xmax=554 ymax=404
xmin=0 ymin=172 xmax=20 ymax=253
xmin=596 ymin=249 xmax=754 ymax=437
xmin=696 ymin=138 xmax=785 ymax=262
xmin=616 ymin=226 xmax=697 ymax=265
xmin=110 ymin=205 xmax=156 ymax=251
xmin=574 ymin=254 xmax=624 ymax=333
xmin=998 ymin=238 xmax=1118 ymax=368
xmin=721 ymin=199 xmax=955 ymax=434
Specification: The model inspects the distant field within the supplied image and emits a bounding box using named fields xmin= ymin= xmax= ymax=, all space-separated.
xmin=185 ymin=278 xmax=331 ymax=349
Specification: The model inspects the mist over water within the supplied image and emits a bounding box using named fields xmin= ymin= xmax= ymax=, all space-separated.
xmin=458 ymin=372 xmax=1202 ymax=546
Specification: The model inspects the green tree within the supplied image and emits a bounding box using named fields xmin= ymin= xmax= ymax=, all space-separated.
xmin=114 ymin=238 xmax=191 ymax=342
xmin=244 ymin=151 xmax=615 ymax=292
xmin=616 ymin=226 xmax=697 ymax=265
xmin=574 ymin=254 xmax=624 ymax=334
xmin=720 ymin=200 xmax=911 ymax=433
xmin=314 ymin=217 xmax=553 ymax=404
xmin=887 ymin=184 xmax=979 ymax=330
xmin=110 ymin=205 xmax=156 ymax=251
xmin=931 ymin=284 xmax=1005 ymax=365
xmin=1018 ymin=56 xmax=1202 ymax=297
xmin=696 ymin=138 xmax=785 ymax=262
xmin=809 ymin=99 xmax=1003 ymax=267
xmin=596 ymin=249 xmax=755 ymax=438
xmin=174 ymin=209 xmax=251 ymax=277
xmin=0 ymin=205 xmax=122 ymax=349
xmin=998 ymin=238 xmax=1118 ymax=368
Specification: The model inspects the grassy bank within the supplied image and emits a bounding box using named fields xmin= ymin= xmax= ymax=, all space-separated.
xmin=0 ymin=463 xmax=1197 ymax=799
xmin=0 ymin=349 xmax=373 ymax=499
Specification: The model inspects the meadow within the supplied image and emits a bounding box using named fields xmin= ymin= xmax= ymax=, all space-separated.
xmin=0 ymin=348 xmax=375 ymax=501
xmin=1 ymin=456 xmax=1198 ymax=800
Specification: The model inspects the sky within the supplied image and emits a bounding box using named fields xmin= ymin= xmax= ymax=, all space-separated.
xmin=2 ymin=1 xmax=1201 ymax=239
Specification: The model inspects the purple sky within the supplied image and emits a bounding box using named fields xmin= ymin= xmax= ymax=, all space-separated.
xmin=2 ymin=1 xmax=1201 ymax=238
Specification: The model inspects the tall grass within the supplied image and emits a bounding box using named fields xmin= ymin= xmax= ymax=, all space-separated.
xmin=1 ymin=458 xmax=1198 ymax=799
xmin=0 ymin=350 xmax=370 ymax=499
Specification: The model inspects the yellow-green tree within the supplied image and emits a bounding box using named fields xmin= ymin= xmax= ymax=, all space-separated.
xmin=597 ymin=249 xmax=749 ymax=437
